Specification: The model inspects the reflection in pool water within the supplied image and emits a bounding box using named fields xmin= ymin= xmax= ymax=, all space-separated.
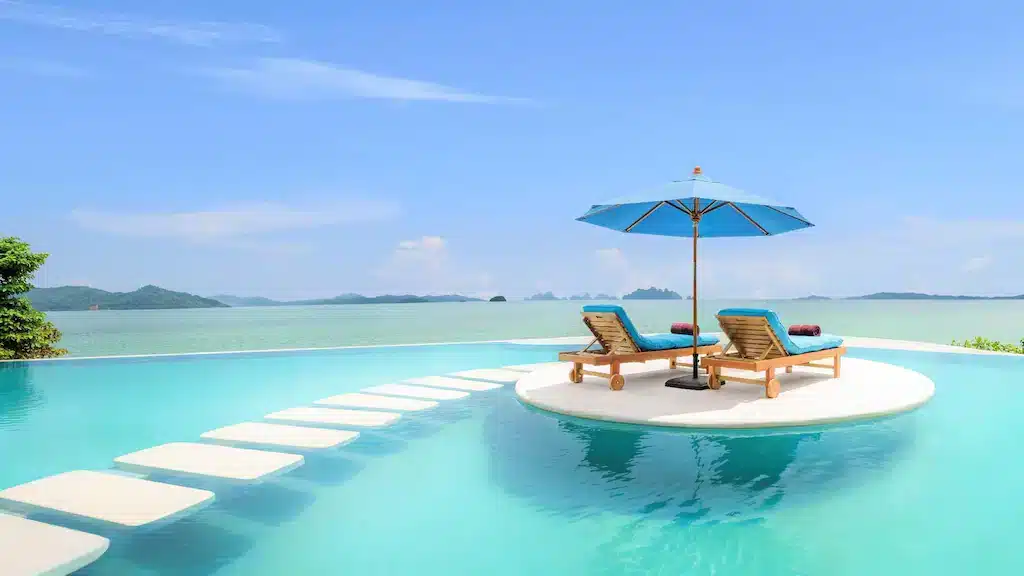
xmin=0 ymin=364 xmax=44 ymax=430
xmin=485 ymin=396 xmax=915 ymax=525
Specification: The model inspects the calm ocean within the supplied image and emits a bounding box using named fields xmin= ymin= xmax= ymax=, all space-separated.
xmin=40 ymin=300 xmax=1024 ymax=357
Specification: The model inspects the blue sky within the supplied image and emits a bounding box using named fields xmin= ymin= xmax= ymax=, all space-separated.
xmin=2 ymin=0 xmax=1023 ymax=299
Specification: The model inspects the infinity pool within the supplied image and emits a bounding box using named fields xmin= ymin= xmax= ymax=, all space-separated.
xmin=1 ymin=344 xmax=1022 ymax=575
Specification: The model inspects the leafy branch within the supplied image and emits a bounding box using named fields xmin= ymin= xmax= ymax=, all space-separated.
xmin=950 ymin=336 xmax=1024 ymax=354
xmin=0 ymin=237 xmax=68 ymax=359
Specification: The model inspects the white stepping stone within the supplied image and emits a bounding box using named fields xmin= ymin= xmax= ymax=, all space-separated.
xmin=1 ymin=513 xmax=110 ymax=576
xmin=363 ymin=384 xmax=470 ymax=400
xmin=315 ymin=393 xmax=437 ymax=412
xmin=405 ymin=375 xmax=503 ymax=391
xmin=201 ymin=422 xmax=359 ymax=451
xmin=0 ymin=470 xmax=213 ymax=528
xmin=265 ymin=406 xmax=401 ymax=428
xmin=450 ymin=368 xmax=523 ymax=383
xmin=114 ymin=442 xmax=304 ymax=484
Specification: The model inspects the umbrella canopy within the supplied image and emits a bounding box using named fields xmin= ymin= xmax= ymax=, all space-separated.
xmin=576 ymin=167 xmax=813 ymax=381
xmin=577 ymin=168 xmax=812 ymax=237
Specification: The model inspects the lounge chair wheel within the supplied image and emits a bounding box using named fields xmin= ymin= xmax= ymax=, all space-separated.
xmin=609 ymin=374 xmax=625 ymax=391
xmin=766 ymin=378 xmax=780 ymax=399
xmin=708 ymin=375 xmax=721 ymax=390
xmin=569 ymin=366 xmax=583 ymax=384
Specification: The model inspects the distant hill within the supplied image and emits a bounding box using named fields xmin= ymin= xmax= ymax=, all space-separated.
xmin=847 ymin=292 xmax=1024 ymax=301
xmin=211 ymin=293 xmax=483 ymax=306
xmin=299 ymin=294 xmax=481 ymax=305
xmin=794 ymin=295 xmax=831 ymax=301
xmin=623 ymin=287 xmax=683 ymax=300
xmin=307 ymin=294 xmax=428 ymax=304
xmin=210 ymin=295 xmax=283 ymax=307
xmin=27 ymin=285 xmax=230 ymax=311
xmin=489 ymin=295 xmax=507 ymax=302
xmin=568 ymin=293 xmax=620 ymax=301
xmin=420 ymin=295 xmax=483 ymax=303
xmin=527 ymin=292 xmax=562 ymax=301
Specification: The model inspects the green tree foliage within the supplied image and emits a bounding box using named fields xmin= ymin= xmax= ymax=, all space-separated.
xmin=950 ymin=336 xmax=1024 ymax=355
xmin=0 ymin=237 xmax=68 ymax=359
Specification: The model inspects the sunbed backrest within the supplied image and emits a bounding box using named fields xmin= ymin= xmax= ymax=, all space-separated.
xmin=716 ymin=315 xmax=788 ymax=360
xmin=582 ymin=312 xmax=640 ymax=355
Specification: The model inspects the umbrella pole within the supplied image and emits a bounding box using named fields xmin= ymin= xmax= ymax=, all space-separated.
xmin=692 ymin=212 xmax=700 ymax=380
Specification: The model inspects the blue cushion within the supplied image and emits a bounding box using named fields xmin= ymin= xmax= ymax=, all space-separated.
xmin=582 ymin=304 xmax=721 ymax=352
xmin=788 ymin=334 xmax=845 ymax=354
xmin=583 ymin=304 xmax=643 ymax=342
xmin=638 ymin=332 xmax=721 ymax=351
xmin=716 ymin=308 xmax=843 ymax=355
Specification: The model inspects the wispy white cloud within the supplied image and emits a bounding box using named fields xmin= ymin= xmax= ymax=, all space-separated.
xmin=963 ymin=255 xmax=994 ymax=272
xmin=592 ymin=246 xmax=684 ymax=297
xmin=392 ymin=235 xmax=448 ymax=274
xmin=0 ymin=57 xmax=88 ymax=78
xmin=593 ymin=247 xmax=635 ymax=295
xmin=594 ymin=247 xmax=626 ymax=268
xmin=682 ymin=216 xmax=1024 ymax=298
xmin=201 ymin=58 xmax=525 ymax=104
xmin=376 ymin=236 xmax=493 ymax=295
xmin=214 ymin=238 xmax=317 ymax=256
xmin=69 ymin=200 xmax=399 ymax=243
xmin=701 ymin=254 xmax=821 ymax=299
xmin=0 ymin=0 xmax=281 ymax=46
xmin=694 ymin=215 xmax=1024 ymax=297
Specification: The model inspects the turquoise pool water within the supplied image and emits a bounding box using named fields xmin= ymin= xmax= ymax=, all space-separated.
xmin=1 ymin=344 xmax=1023 ymax=575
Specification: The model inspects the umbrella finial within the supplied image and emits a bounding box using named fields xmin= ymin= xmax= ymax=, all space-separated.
xmin=693 ymin=166 xmax=702 ymax=175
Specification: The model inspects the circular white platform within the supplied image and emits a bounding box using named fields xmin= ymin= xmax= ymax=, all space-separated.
xmin=515 ymin=358 xmax=935 ymax=429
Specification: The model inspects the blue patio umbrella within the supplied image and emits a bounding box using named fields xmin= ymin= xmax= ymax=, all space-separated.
xmin=576 ymin=166 xmax=813 ymax=382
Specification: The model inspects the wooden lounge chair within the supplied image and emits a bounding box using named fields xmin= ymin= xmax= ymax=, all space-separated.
xmin=702 ymin=308 xmax=846 ymax=399
xmin=558 ymin=305 xmax=723 ymax=390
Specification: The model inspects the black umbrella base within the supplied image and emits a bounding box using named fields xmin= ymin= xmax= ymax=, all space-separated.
xmin=664 ymin=374 xmax=714 ymax=390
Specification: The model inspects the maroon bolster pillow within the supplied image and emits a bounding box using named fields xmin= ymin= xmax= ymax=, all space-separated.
xmin=671 ymin=322 xmax=697 ymax=335
xmin=788 ymin=324 xmax=821 ymax=337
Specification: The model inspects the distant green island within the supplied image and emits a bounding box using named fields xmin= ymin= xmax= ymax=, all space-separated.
xmin=787 ymin=292 xmax=1024 ymax=301
xmin=214 ymin=293 xmax=482 ymax=306
xmin=845 ymin=292 xmax=1024 ymax=300
xmin=568 ymin=293 xmax=618 ymax=301
xmin=27 ymin=285 xmax=228 ymax=311
xmin=209 ymin=295 xmax=282 ymax=307
xmin=29 ymin=285 xmax=1024 ymax=312
xmin=527 ymin=292 xmax=620 ymax=301
xmin=27 ymin=286 xmax=484 ymax=311
xmin=528 ymin=290 xmax=681 ymax=301
xmin=526 ymin=292 xmax=561 ymax=301
xmin=623 ymin=287 xmax=684 ymax=300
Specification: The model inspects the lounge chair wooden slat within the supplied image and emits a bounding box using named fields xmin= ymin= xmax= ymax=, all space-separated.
xmin=703 ymin=313 xmax=845 ymax=399
xmin=582 ymin=313 xmax=638 ymax=356
xmin=729 ymin=329 xmax=774 ymax=339
xmin=731 ymin=335 xmax=773 ymax=347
